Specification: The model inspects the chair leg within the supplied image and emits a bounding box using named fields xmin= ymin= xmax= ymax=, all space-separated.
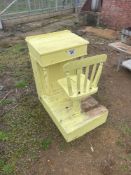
xmin=73 ymin=100 xmax=81 ymax=114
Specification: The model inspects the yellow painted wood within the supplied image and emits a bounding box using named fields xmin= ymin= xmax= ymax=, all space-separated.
xmin=92 ymin=63 xmax=103 ymax=88
xmin=26 ymin=30 xmax=108 ymax=142
xmin=26 ymin=30 xmax=89 ymax=67
xmin=77 ymin=69 xmax=81 ymax=94
xmin=40 ymin=91 xmax=108 ymax=142
xmin=58 ymin=74 xmax=98 ymax=99
xmin=90 ymin=64 xmax=97 ymax=88
xmin=73 ymin=99 xmax=81 ymax=114
xmin=63 ymin=54 xmax=107 ymax=72
xmin=58 ymin=54 xmax=107 ymax=99
xmin=26 ymin=30 xmax=88 ymax=55
xmin=26 ymin=30 xmax=89 ymax=96
xmin=66 ymin=72 xmax=73 ymax=96
xmin=83 ymin=66 xmax=89 ymax=93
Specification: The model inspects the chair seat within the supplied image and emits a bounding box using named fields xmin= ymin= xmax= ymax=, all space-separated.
xmin=58 ymin=74 xmax=98 ymax=99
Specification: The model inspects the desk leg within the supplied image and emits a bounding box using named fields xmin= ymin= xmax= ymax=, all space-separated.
xmin=117 ymin=57 xmax=123 ymax=71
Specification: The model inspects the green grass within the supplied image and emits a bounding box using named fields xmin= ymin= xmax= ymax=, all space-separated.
xmin=0 ymin=160 xmax=5 ymax=169
xmin=0 ymin=99 xmax=13 ymax=106
xmin=41 ymin=137 xmax=52 ymax=150
xmin=15 ymin=80 xmax=28 ymax=88
xmin=0 ymin=160 xmax=14 ymax=175
xmin=120 ymin=124 xmax=131 ymax=135
xmin=120 ymin=164 xmax=129 ymax=172
xmin=2 ymin=164 xmax=14 ymax=175
xmin=0 ymin=64 xmax=6 ymax=73
xmin=116 ymin=139 xmax=125 ymax=148
xmin=127 ymin=154 xmax=131 ymax=161
xmin=0 ymin=131 xmax=8 ymax=141
xmin=12 ymin=43 xmax=27 ymax=53
xmin=0 ymin=32 xmax=130 ymax=175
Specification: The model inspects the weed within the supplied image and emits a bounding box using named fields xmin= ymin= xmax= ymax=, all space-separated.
xmin=0 ymin=99 xmax=13 ymax=106
xmin=59 ymin=141 xmax=68 ymax=151
xmin=41 ymin=137 xmax=52 ymax=150
xmin=116 ymin=139 xmax=125 ymax=148
xmin=0 ymin=131 xmax=8 ymax=141
xmin=2 ymin=164 xmax=14 ymax=174
xmin=127 ymin=154 xmax=131 ymax=161
xmin=0 ymin=64 xmax=6 ymax=72
xmin=9 ymin=43 xmax=27 ymax=54
xmin=120 ymin=124 xmax=131 ymax=135
xmin=120 ymin=164 xmax=129 ymax=172
xmin=0 ymin=160 xmax=5 ymax=169
xmin=15 ymin=80 xmax=28 ymax=88
xmin=13 ymin=70 xmax=24 ymax=78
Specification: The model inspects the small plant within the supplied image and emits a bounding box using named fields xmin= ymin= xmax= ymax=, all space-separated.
xmin=41 ymin=137 xmax=52 ymax=150
xmin=116 ymin=139 xmax=125 ymax=147
xmin=121 ymin=124 xmax=131 ymax=135
xmin=120 ymin=164 xmax=129 ymax=172
xmin=15 ymin=80 xmax=28 ymax=88
xmin=11 ymin=43 xmax=27 ymax=53
xmin=2 ymin=164 xmax=14 ymax=174
xmin=127 ymin=154 xmax=131 ymax=161
xmin=0 ymin=160 xmax=5 ymax=169
xmin=0 ymin=64 xmax=6 ymax=72
xmin=59 ymin=141 xmax=68 ymax=151
xmin=0 ymin=99 xmax=13 ymax=106
xmin=0 ymin=131 xmax=8 ymax=141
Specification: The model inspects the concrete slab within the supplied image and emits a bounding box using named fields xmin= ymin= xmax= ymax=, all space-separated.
xmin=122 ymin=59 xmax=131 ymax=70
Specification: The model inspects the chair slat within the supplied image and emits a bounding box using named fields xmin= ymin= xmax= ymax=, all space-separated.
xmin=66 ymin=72 xmax=73 ymax=96
xmin=92 ymin=63 xmax=103 ymax=88
xmin=90 ymin=64 xmax=97 ymax=88
xmin=83 ymin=66 xmax=89 ymax=93
xmin=60 ymin=54 xmax=107 ymax=99
xmin=77 ymin=69 xmax=81 ymax=94
xmin=64 ymin=54 xmax=107 ymax=72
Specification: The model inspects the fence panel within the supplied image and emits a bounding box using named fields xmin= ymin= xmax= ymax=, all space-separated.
xmin=0 ymin=0 xmax=86 ymax=20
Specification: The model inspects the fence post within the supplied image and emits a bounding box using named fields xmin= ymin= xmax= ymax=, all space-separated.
xmin=27 ymin=0 xmax=31 ymax=12
xmin=0 ymin=19 xmax=3 ymax=30
xmin=56 ymin=0 xmax=58 ymax=11
xmin=74 ymin=0 xmax=80 ymax=13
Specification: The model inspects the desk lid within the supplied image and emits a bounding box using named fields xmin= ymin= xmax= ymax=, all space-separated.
xmin=26 ymin=30 xmax=89 ymax=56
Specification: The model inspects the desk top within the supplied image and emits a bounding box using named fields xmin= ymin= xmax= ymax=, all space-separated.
xmin=26 ymin=30 xmax=89 ymax=67
xmin=26 ymin=30 xmax=89 ymax=55
xmin=109 ymin=42 xmax=131 ymax=55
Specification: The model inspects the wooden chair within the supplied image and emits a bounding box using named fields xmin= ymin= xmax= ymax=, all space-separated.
xmin=58 ymin=54 xmax=107 ymax=113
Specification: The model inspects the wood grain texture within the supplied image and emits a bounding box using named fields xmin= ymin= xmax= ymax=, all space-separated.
xmin=58 ymin=54 xmax=107 ymax=99
xmin=26 ymin=30 xmax=108 ymax=142
xmin=41 ymin=93 xmax=108 ymax=142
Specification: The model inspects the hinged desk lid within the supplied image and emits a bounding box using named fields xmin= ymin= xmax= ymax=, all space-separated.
xmin=26 ymin=30 xmax=89 ymax=67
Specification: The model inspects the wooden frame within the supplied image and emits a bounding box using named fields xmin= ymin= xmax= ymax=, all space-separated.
xmin=26 ymin=30 xmax=108 ymax=142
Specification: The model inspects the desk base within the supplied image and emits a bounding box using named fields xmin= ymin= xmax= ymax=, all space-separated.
xmin=40 ymin=90 xmax=108 ymax=142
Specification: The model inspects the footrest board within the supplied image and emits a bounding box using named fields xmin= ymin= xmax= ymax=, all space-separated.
xmin=40 ymin=92 xmax=108 ymax=142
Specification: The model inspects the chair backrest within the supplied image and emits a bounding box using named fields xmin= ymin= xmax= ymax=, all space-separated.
xmin=63 ymin=54 xmax=107 ymax=96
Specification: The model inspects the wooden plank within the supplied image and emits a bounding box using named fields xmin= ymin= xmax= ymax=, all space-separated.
xmin=109 ymin=42 xmax=131 ymax=55
xmin=26 ymin=30 xmax=89 ymax=67
xmin=58 ymin=74 xmax=98 ymax=99
xmin=66 ymin=72 xmax=73 ymax=96
xmin=63 ymin=54 xmax=107 ymax=72
xmin=83 ymin=66 xmax=89 ymax=93
xmin=41 ymin=94 xmax=108 ymax=142
xmin=77 ymin=69 xmax=81 ymax=94
xmin=90 ymin=64 xmax=97 ymax=88
xmin=92 ymin=63 xmax=103 ymax=88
